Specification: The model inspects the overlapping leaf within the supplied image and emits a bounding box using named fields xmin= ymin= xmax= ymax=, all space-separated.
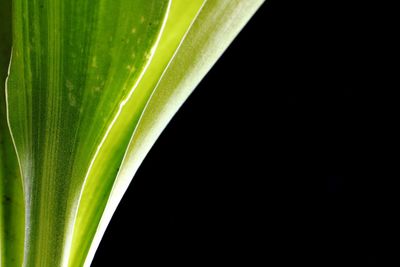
xmin=0 ymin=0 xmax=264 ymax=266
xmin=69 ymin=1 xmax=205 ymax=266
xmin=78 ymin=1 xmax=264 ymax=265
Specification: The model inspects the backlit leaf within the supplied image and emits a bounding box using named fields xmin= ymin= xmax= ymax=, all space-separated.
xmin=0 ymin=0 xmax=264 ymax=266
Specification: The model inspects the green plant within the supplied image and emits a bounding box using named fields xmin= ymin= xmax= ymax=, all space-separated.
xmin=0 ymin=0 xmax=264 ymax=266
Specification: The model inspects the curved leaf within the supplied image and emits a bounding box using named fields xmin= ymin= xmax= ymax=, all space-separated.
xmin=69 ymin=1 xmax=205 ymax=266
xmin=1 ymin=0 xmax=264 ymax=265
xmin=81 ymin=0 xmax=265 ymax=264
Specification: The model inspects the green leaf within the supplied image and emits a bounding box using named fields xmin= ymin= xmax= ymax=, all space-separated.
xmin=1 ymin=0 xmax=264 ymax=265
xmin=0 ymin=0 xmax=25 ymax=266
xmin=6 ymin=0 xmax=169 ymax=265
xmin=76 ymin=0 xmax=264 ymax=264
xmin=69 ymin=1 xmax=206 ymax=266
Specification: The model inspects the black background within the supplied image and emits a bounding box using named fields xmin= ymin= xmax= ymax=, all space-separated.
xmin=93 ymin=1 xmax=391 ymax=265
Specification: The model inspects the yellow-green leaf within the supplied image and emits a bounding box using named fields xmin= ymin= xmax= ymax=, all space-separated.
xmin=0 ymin=0 xmax=264 ymax=266
xmin=81 ymin=0 xmax=264 ymax=264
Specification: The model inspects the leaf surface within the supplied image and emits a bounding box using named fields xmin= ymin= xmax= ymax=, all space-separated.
xmin=69 ymin=1 xmax=205 ymax=266
xmin=79 ymin=0 xmax=265 ymax=264
xmin=1 ymin=0 xmax=264 ymax=266
xmin=6 ymin=0 xmax=169 ymax=265
xmin=0 ymin=0 xmax=25 ymax=266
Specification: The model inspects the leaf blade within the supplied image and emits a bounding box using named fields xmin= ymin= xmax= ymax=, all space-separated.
xmin=0 ymin=0 xmax=25 ymax=265
xmin=70 ymin=1 xmax=206 ymax=265
xmin=113 ymin=0 xmax=266 ymax=212
xmin=82 ymin=0 xmax=265 ymax=264
xmin=6 ymin=1 xmax=169 ymax=265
